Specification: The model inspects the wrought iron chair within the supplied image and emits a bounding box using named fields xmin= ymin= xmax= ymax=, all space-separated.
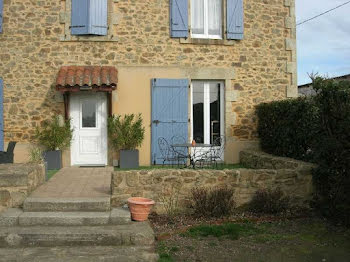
xmin=170 ymin=135 xmax=188 ymax=165
xmin=158 ymin=137 xmax=179 ymax=166
xmin=0 ymin=141 xmax=17 ymax=164
xmin=195 ymin=136 xmax=225 ymax=168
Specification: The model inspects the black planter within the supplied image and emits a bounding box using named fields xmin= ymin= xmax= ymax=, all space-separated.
xmin=120 ymin=150 xmax=139 ymax=169
xmin=43 ymin=150 xmax=62 ymax=170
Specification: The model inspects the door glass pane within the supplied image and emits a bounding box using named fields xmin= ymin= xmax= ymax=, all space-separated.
xmin=209 ymin=82 xmax=220 ymax=144
xmin=191 ymin=0 xmax=204 ymax=34
xmin=82 ymin=100 xmax=96 ymax=128
xmin=192 ymin=82 xmax=204 ymax=143
xmin=208 ymin=0 xmax=222 ymax=36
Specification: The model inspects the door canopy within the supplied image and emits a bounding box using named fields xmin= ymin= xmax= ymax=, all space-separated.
xmin=56 ymin=66 xmax=118 ymax=93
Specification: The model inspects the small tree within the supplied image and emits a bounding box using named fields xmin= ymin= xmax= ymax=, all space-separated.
xmin=35 ymin=115 xmax=73 ymax=151
xmin=108 ymin=114 xmax=145 ymax=150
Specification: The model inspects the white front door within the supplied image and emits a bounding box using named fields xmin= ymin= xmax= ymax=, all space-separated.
xmin=70 ymin=93 xmax=108 ymax=166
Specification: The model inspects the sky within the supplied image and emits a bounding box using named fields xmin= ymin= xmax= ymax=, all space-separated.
xmin=296 ymin=0 xmax=350 ymax=85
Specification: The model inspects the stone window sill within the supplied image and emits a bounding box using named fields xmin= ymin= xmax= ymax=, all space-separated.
xmin=180 ymin=37 xmax=236 ymax=46
xmin=59 ymin=35 xmax=118 ymax=42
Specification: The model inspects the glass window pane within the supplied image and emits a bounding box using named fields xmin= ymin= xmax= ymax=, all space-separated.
xmin=208 ymin=0 xmax=221 ymax=36
xmin=209 ymin=82 xmax=220 ymax=144
xmin=191 ymin=0 xmax=204 ymax=34
xmin=192 ymin=82 xmax=204 ymax=143
xmin=82 ymin=100 xmax=96 ymax=128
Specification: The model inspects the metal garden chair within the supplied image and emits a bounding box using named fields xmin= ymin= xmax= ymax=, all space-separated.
xmin=0 ymin=141 xmax=17 ymax=164
xmin=158 ymin=137 xmax=180 ymax=166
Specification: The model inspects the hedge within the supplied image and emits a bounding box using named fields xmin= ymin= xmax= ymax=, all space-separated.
xmin=256 ymin=77 xmax=350 ymax=226
xmin=256 ymin=98 xmax=318 ymax=161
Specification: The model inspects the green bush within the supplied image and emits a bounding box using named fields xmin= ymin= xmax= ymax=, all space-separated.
xmin=256 ymin=98 xmax=318 ymax=161
xmin=35 ymin=115 xmax=73 ymax=151
xmin=311 ymin=78 xmax=350 ymax=226
xmin=248 ymin=188 xmax=291 ymax=214
xmin=189 ymin=187 xmax=235 ymax=218
xmin=256 ymin=77 xmax=350 ymax=226
xmin=108 ymin=114 xmax=145 ymax=150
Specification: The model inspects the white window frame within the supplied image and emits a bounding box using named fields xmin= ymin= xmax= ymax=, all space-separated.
xmin=191 ymin=0 xmax=223 ymax=40
xmin=190 ymin=80 xmax=225 ymax=145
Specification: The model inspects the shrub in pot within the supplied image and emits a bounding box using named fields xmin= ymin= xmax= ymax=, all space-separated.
xmin=108 ymin=114 xmax=145 ymax=169
xmin=35 ymin=115 xmax=73 ymax=170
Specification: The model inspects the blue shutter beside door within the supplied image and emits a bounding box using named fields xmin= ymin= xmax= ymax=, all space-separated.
xmin=151 ymin=79 xmax=189 ymax=164
xmin=71 ymin=0 xmax=90 ymax=35
xmin=227 ymin=0 xmax=244 ymax=40
xmin=0 ymin=0 xmax=4 ymax=33
xmin=89 ymin=0 xmax=108 ymax=36
xmin=0 ymin=78 xmax=4 ymax=151
xmin=170 ymin=0 xmax=188 ymax=38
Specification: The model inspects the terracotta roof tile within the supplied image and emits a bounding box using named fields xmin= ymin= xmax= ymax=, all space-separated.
xmin=56 ymin=66 xmax=118 ymax=91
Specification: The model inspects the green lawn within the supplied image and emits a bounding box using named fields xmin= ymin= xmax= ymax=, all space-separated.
xmin=115 ymin=163 xmax=245 ymax=171
xmin=47 ymin=169 xmax=59 ymax=180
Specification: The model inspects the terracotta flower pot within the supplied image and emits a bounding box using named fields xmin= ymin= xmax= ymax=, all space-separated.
xmin=127 ymin=197 xmax=155 ymax=221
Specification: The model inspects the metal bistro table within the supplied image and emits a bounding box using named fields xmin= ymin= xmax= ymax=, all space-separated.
xmin=171 ymin=143 xmax=212 ymax=169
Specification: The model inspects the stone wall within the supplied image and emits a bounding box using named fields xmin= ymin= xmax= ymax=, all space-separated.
xmin=0 ymin=163 xmax=45 ymax=209
xmin=240 ymin=150 xmax=316 ymax=170
xmin=0 ymin=0 xmax=297 ymax=145
xmin=111 ymin=167 xmax=313 ymax=214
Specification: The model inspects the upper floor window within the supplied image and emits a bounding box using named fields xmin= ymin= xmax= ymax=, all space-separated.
xmin=71 ymin=0 xmax=108 ymax=36
xmin=191 ymin=0 xmax=222 ymax=39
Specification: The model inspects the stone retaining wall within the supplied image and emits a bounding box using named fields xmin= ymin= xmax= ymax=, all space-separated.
xmin=0 ymin=164 xmax=45 ymax=209
xmin=111 ymin=164 xmax=314 ymax=214
xmin=240 ymin=150 xmax=316 ymax=170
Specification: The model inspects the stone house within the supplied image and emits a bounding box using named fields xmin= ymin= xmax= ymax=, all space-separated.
xmin=0 ymin=0 xmax=297 ymax=166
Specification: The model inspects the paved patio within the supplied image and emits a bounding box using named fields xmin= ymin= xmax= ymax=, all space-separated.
xmin=29 ymin=167 xmax=113 ymax=198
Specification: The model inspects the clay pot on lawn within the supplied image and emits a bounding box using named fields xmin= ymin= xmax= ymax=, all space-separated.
xmin=127 ymin=197 xmax=155 ymax=221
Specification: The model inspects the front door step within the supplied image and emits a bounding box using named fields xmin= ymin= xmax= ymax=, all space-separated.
xmin=0 ymin=208 xmax=131 ymax=227
xmin=0 ymin=246 xmax=158 ymax=262
xmin=23 ymin=197 xmax=111 ymax=212
xmin=0 ymin=223 xmax=155 ymax=248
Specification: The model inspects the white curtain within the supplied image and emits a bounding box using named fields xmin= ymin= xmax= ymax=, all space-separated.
xmin=191 ymin=0 xmax=204 ymax=34
xmin=208 ymin=0 xmax=221 ymax=36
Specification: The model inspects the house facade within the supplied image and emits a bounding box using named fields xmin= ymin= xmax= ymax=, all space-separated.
xmin=0 ymin=0 xmax=297 ymax=166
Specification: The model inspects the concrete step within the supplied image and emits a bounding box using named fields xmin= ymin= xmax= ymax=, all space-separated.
xmin=1 ymin=208 xmax=131 ymax=226
xmin=0 ymin=223 xmax=155 ymax=248
xmin=23 ymin=197 xmax=111 ymax=212
xmin=0 ymin=246 xmax=159 ymax=262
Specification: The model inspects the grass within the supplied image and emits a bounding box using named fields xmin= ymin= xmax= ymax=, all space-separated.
xmin=184 ymin=222 xmax=262 ymax=240
xmin=47 ymin=169 xmax=59 ymax=180
xmin=157 ymin=242 xmax=176 ymax=262
xmin=115 ymin=163 xmax=245 ymax=171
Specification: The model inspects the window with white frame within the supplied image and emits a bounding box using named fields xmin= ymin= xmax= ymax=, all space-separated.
xmin=191 ymin=81 xmax=224 ymax=144
xmin=191 ymin=0 xmax=222 ymax=39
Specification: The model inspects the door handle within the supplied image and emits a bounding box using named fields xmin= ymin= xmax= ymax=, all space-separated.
xmin=153 ymin=120 xmax=160 ymax=125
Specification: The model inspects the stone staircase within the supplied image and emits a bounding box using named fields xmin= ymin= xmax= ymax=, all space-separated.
xmin=0 ymin=167 xmax=158 ymax=261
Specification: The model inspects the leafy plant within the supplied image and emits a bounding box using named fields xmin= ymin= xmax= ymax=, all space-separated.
xmin=108 ymin=114 xmax=145 ymax=150
xmin=35 ymin=115 xmax=73 ymax=151
xmin=249 ymin=188 xmax=291 ymax=214
xmin=189 ymin=186 xmax=235 ymax=218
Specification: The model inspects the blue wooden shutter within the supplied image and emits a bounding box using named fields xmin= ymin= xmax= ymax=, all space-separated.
xmin=89 ymin=0 xmax=108 ymax=35
xmin=151 ymin=79 xmax=189 ymax=164
xmin=71 ymin=0 xmax=90 ymax=35
xmin=170 ymin=0 xmax=188 ymax=38
xmin=0 ymin=0 xmax=4 ymax=33
xmin=227 ymin=0 xmax=244 ymax=40
xmin=71 ymin=0 xmax=107 ymax=35
xmin=0 ymin=78 xmax=4 ymax=151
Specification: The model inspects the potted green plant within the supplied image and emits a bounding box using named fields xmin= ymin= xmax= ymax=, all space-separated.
xmin=35 ymin=115 xmax=73 ymax=170
xmin=108 ymin=114 xmax=145 ymax=169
